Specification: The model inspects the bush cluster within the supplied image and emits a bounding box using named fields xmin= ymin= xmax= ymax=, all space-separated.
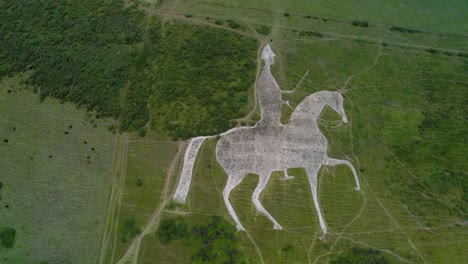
xmin=390 ymin=26 xmax=422 ymax=33
xmin=0 ymin=227 xmax=16 ymax=249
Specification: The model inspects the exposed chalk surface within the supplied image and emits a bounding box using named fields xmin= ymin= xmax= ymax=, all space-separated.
xmin=173 ymin=136 xmax=208 ymax=203
xmin=216 ymin=45 xmax=360 ymax=235
xmin=171 ymin=44 xmax=360 ymax=236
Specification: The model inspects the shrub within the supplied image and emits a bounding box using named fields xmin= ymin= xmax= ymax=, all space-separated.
xmin=136 ymin=177 xmax=143 ymax=187
xmin=184 ymin=14 xmax=192 ymax=18
xmin=331 ymin=247 xmax=389 ymax=264
xmin=214 ymin=19 xmax=223 ymax=25
xmin=351 ymin=20 xmax=369 ymax=27
xmin=121 ymin=219 xmax=141 ymax=243
xmin=227 ymin=19 xmax=241 ymax=29
xmin=255 ymin=25 xmax=272 ymax=35
xmin=299 ymin=31 xmax=323 ymax=38
xmin=156 ymin=217 xmax=188 ymax=244
xmin=390 ymin=26 xmax=422 ymax=33
xmin=0 ymin=227 xmax=16 ymax=249
xmin=284 ymin=13 xmax=290 ymax=17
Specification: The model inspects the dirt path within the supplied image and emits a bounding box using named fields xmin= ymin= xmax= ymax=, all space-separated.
xmin=98 ymin=134 xmax=129 ymax=264
xmin=116 ymin=142 xmax=185 ymax=264
xmin=110 ymin=135 xmax=130 ymax=264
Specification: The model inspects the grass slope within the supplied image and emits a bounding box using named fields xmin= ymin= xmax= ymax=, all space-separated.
xmin=0 ymin=76 xmax=116 ymax=263
xmin=143 ymin=29 xmax=466 ymax=264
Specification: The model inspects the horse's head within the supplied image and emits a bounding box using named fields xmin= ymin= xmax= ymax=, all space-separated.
xmin=324 ymin=91 xmax=348 ymax=123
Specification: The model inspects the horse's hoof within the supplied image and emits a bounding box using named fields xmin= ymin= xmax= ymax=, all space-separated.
xmin=354 ymin=187 xmax=360 ymax=191
xmin=273 ymin=224 xmax=283 ymax=230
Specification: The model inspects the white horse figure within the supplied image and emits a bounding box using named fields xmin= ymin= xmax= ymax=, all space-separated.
xmin=173 ymin=44 xmax=360 ymax=237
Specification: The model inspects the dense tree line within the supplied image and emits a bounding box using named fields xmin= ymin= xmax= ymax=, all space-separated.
xmin=0 ymin=1 xmax=257 ymax=138
xmin=0 ymin=0 xmax=143 ymax=118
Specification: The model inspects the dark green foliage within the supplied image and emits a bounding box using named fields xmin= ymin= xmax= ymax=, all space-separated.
xmin=0 ymin=227 xmax=16 ymax=249
xmin=185 ymin=14 xmax=193 ymax=18
xmin=226 ymin=19 xmax=241 ymax=29
xmin=352 ymin=21 xmax=369 ymax=27
xmin=151 ymin=23 xmax=257 ymax=139
xmin=138 ymin=127 xmax=146 ymax=137
xmin=120 ymin=22 xmax=162 ymax=131
xmin=156 ymin=217 xmax=188 ymax=244
xmin=191 ymin=216 xmax=243 ymax=263
xmin=299 ymin=31 xmax=323 ymax=38
xmin=255 ymin=25 xmax=272 ymax=35
xmin=331 ymin=247 xmax=389 ymax=264
xmin=0 ymin=0 xmax=143 ymax=118
xmin=282 ymin=244 xmax=294 ymax=252
xmin=426 ymin=48 xmax=439 ymax=54
xmin=215 ymin=19 xmax=224 ymax=25
xmin=121 ymin=219 xmax=141 ymax=243
xmin=0 ymin=182 xmax=3 ymax=189
xmin=136 ymin=177 xmax=143 ymax=187
xmin=305 ymin=15 xmax=312 ymax=19
xmin=389 ymin=26 xmax=422 ymax=33
xmin=284 ymin=13 xmax=290 ymax=17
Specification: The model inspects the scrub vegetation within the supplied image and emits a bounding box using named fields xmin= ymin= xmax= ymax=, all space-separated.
xmin=150 ymin=22 xmax=257 ymax=139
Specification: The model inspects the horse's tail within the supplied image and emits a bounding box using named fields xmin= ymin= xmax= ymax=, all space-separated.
xmin=173 ymin=136 xmax=208 ymax=203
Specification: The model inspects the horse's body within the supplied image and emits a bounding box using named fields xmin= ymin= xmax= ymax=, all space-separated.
xmin=216 ymin=90 xmax=359 ymax=235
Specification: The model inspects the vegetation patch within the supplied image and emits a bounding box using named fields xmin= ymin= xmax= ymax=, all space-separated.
xmin=156 ymin=217 xmax=189 ymax=244
xmin=389 ymin=26 xmax=423 ymax=34
xmin=190 ymin=216 xmax=243 ymax=263
xmin=226 ymin=19 xmax=241 ymax=29
xmin=299 ymin=31 xmax=323 ymax=38
xmin=0 ymin=227 xmax=16 ymax=249
xmin=150 ymin=22 xmax=257 ymax=139
xmin=351 ymin=20 xmax=369 ymax=27
xmin=331 ymin=246 xmax=389 ymax=264
xmin=121 ymin=219 xmax=141 ymax=243
xmin=0 ymin=0 xmax=143 ymax=118
xmin=255 ymin=25 xmax=272 ymax=35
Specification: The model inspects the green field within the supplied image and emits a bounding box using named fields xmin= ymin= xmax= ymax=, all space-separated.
xmin=1 ymin=0 xmax=466 ymax=263
xmin=0 ymin=76 xmax=116 ymax=263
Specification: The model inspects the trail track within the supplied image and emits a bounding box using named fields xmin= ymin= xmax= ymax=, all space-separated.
xmin=116 ymin=142 xmax=185 ymax=264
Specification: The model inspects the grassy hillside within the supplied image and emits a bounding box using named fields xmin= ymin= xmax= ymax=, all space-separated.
xmin=0 ymin=76 xmax=116 ymax=263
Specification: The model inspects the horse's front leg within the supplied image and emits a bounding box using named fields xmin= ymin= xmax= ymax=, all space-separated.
xmin=324 ymin=157 xmax=360 ymax=191
xmin=306 ymin=165 xmax=327 ymax=238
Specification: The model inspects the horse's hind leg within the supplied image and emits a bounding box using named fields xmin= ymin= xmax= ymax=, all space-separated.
xmin=223 ymin=174 xmax=246 ymax=231
xmin=324 ymin=157 xmax=360 ymax=191
xmin=306 ymin=165 xmax=328 ymax=237
xmin=252 ymin=173 xmax=282 ymax=230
